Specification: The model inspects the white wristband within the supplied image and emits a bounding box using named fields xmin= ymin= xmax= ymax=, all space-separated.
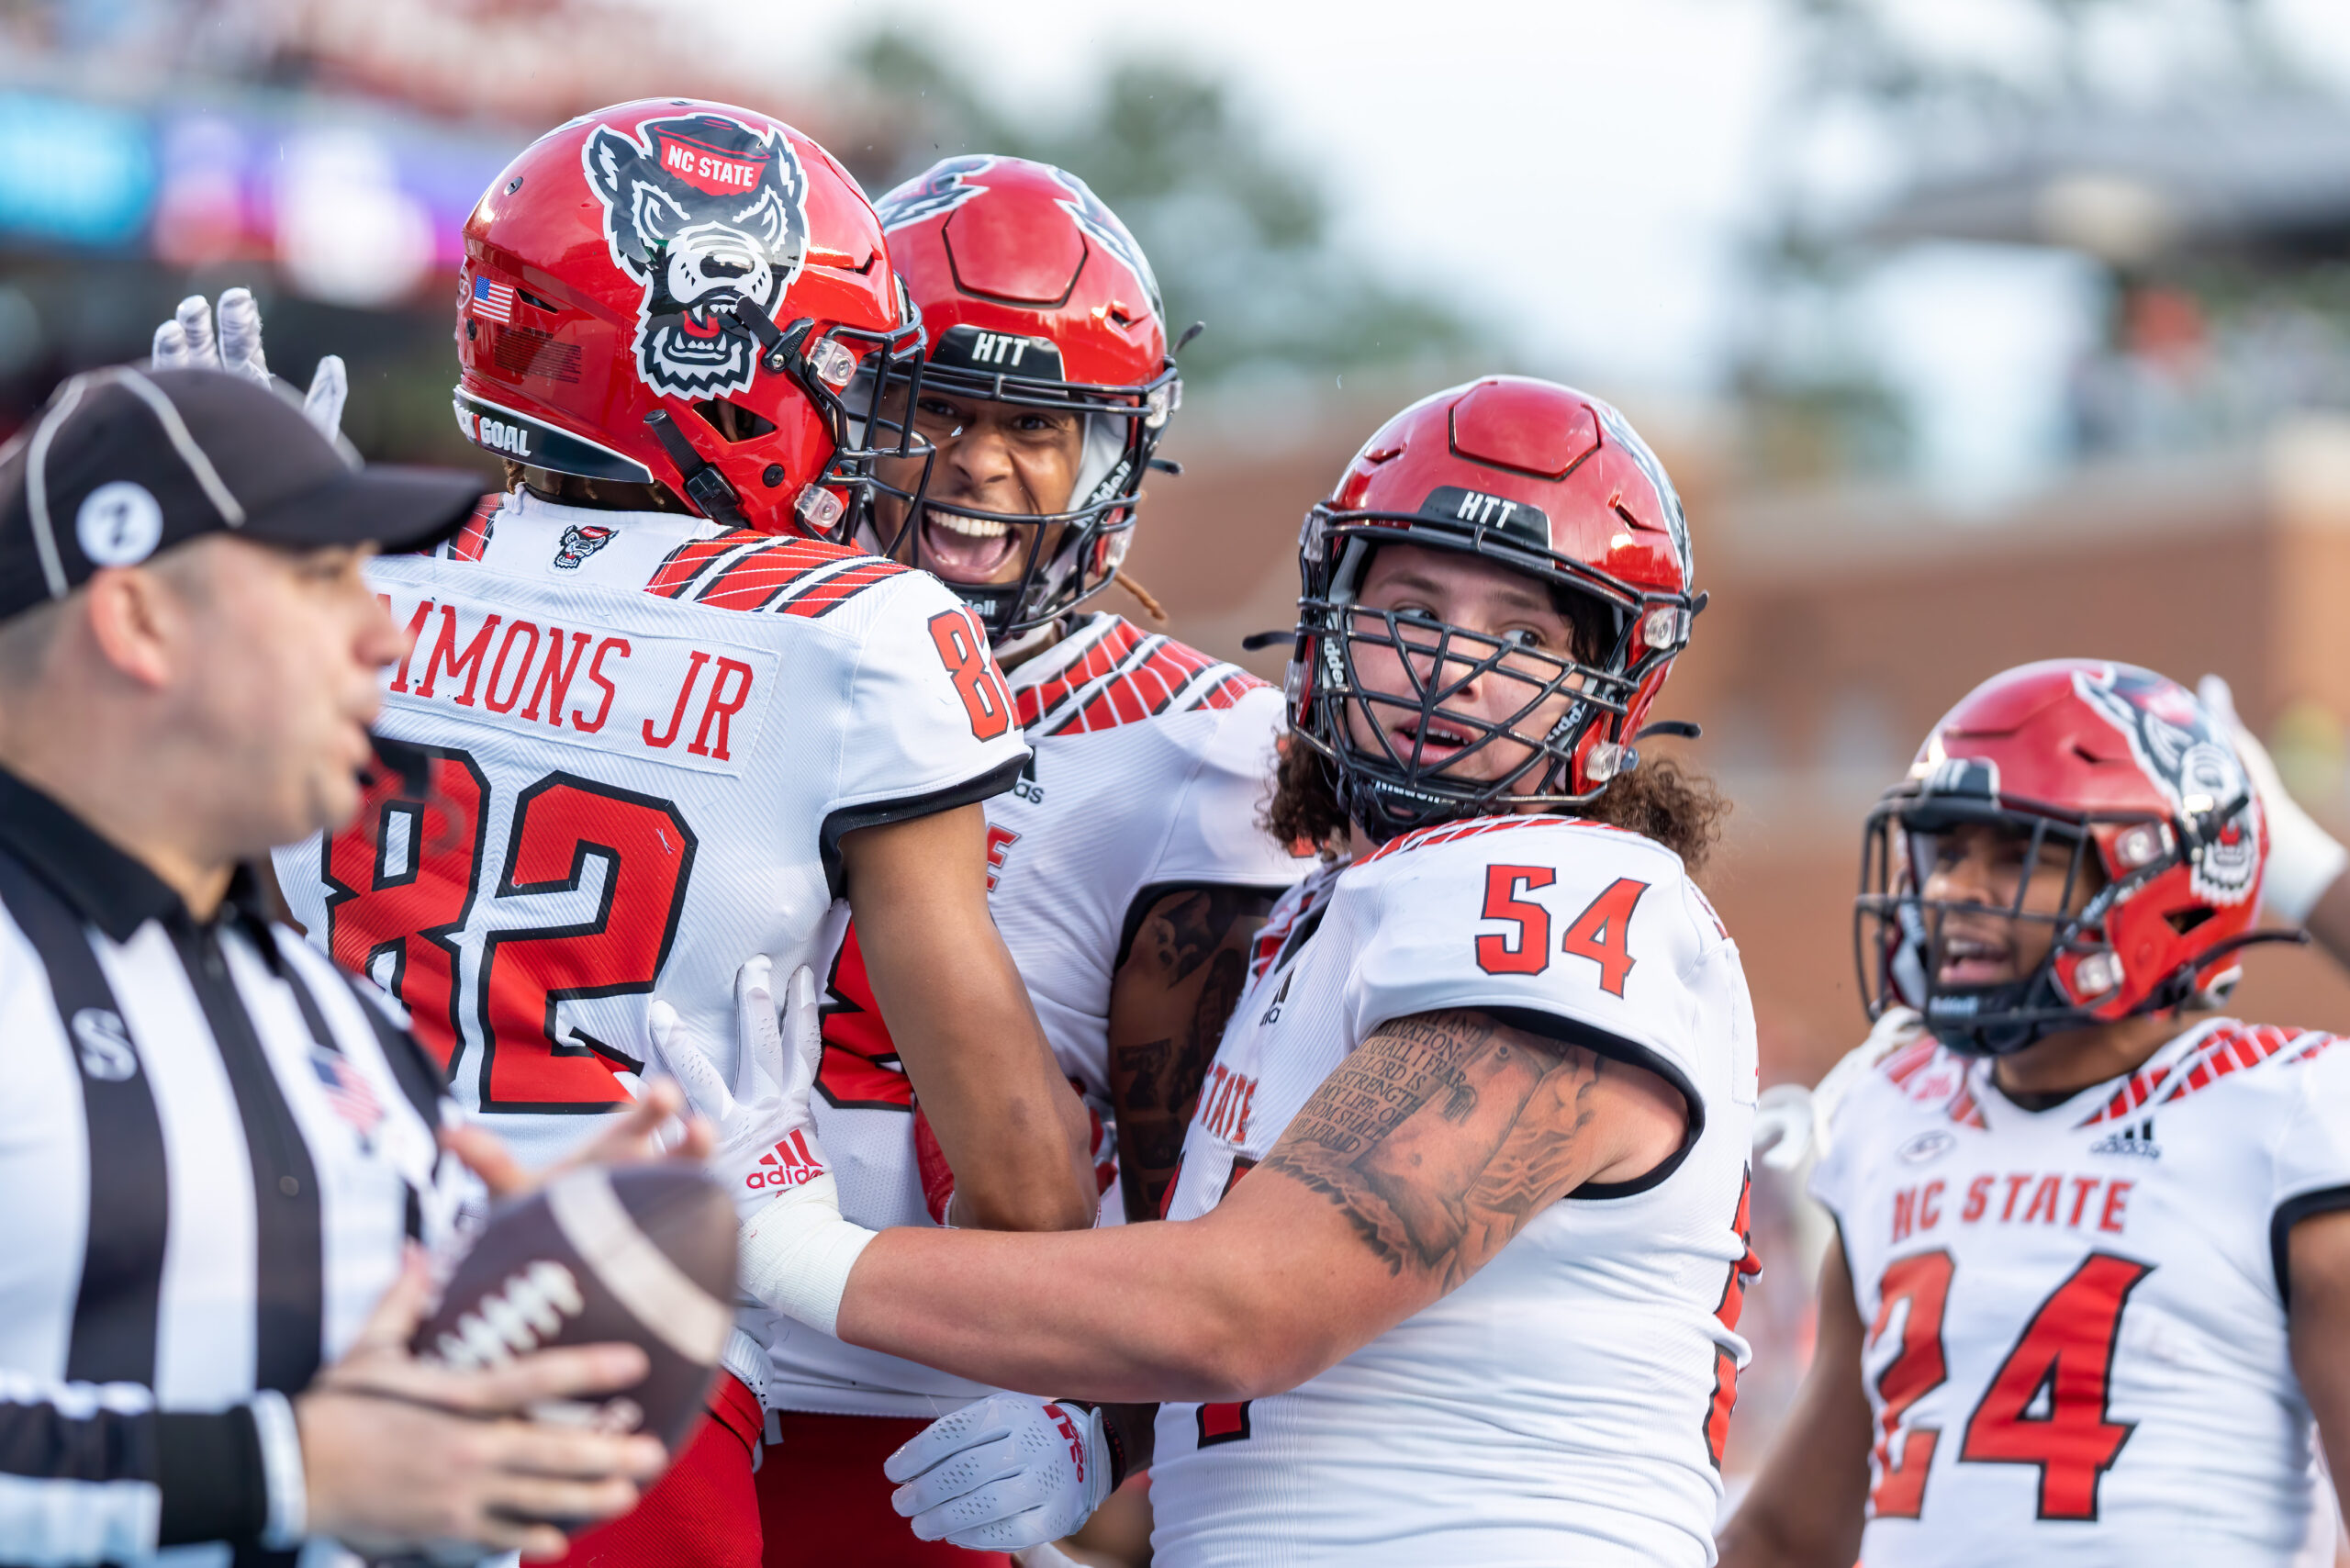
xmin=737 ymin=1174 xmax=876 ymax=1340
xmin=246 ymin=1388 xmax=308 ymax=1550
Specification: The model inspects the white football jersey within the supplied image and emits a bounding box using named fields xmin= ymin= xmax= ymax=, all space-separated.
xmin=1811 ymin=1010 xmax=2350 ymax=1566
xmin=274 ymin=488 xmax=1028 ymax=1174
xmin=1150 ymin=814 xmax=1762 ymax=1568
xmin=766 ymin=611 xmax=1310 ymax=1417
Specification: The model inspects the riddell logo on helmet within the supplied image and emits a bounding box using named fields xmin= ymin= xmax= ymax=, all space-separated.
xmin=581 ymin=111 xmax=810 ymax=400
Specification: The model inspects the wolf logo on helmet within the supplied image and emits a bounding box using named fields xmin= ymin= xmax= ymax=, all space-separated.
xmin=1049 ymin=166 xmax=1163 ymax=321
xmin=874 ymin=153 xmax=995 ymax=231
xmin=580 ymin=111 xmax=810 ymax=400
xmin=2072 ymin=664 xmax=2259 ymax=905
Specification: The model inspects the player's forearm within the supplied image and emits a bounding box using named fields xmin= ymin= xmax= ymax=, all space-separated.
xmin=890 ymin=972 xmax=1095 ymax=1231
xmin=1715 ymin=1501 xmax=1852 ymax=1568
xmin=845 ymin=809 xmax=1095 ymax=1231
xmin=835 ymin=1214 xmax=1327 ymax=1403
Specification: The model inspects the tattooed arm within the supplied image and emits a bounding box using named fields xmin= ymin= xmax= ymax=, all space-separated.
xmin=1107 ymin=885 xmax=1281 ymax=1223
xmin=833 ymin=1008 xmax=1688 ymax=1402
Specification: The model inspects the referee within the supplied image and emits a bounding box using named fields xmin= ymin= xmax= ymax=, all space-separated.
xmin=0 ymin=366 xmax=672 ymax=1563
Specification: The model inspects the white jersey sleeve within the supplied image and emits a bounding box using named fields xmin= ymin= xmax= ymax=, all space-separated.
xmin=820 ymin=577 xmax=1029 ymax=890
xmin=2272 ymin=1038 xmax=2350 ymax=1278
xmin=1136 ymin=683 xmax=1298 ymax=890
xmin=1341 ymin=822 xmax=1734 ymax=1105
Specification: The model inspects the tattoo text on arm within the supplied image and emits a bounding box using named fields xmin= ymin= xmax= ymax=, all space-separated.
xmin=1261 ymin=1010 xmax=1605 ymax=1292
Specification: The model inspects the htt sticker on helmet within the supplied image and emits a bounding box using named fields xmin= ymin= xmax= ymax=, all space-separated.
xmin=2073 ymin=665 xmax=2260 ymax=905
xmin=874 ymin=155 xmax=996 ymax=231
xmin=581 ymin=112 xmax=810 ymax=400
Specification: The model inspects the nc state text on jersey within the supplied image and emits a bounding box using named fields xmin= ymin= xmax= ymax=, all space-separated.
xmin=380 ymin=592 xmax=780 ymax=776
xmin=1889 ymin=1172 xmax=2135 ymax=1246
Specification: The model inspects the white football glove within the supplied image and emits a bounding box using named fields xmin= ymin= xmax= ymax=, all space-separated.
xmin=1751 ymin=1083 xmax=1818 ymax=1173
xmin=151 ymin=288 xmax=349 ymax=445
xmin=645 ymin=957 xmax=876 ymax=1337
xmin=2199 ymin=673 xmax=2346 ymax=924
xmin=885 ymin=1394 xmax=1113 ymax=1553
xmin=646 ymin=957 xmax=825 ymax=1221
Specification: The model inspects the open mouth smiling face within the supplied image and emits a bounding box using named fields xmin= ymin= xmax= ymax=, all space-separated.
xmin=923 ymin=510 xmax=1035 ymax=582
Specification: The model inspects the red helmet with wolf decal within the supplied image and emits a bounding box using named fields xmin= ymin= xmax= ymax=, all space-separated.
xmin=454 ymin=98 xmax=926 ymax=540
xmin=1857 ymin=660 xmax=2273 ymax=1056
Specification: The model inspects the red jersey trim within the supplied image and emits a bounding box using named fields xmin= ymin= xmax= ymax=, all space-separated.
xmin=447 ymin=492 xmax=499 ymax=562
xmin=643 ymin=531 xmax=905 ymax=615
xmin=1874 ymin=1034 xmax=1988 ymax=1129
xmin=1013 ymin=619 xmax=1267 ymax=735
xmin=1354 ymin=812 xmax=1636 ymax=868
xmin=2075 ymin=1022 xmax=2338 ymax=1127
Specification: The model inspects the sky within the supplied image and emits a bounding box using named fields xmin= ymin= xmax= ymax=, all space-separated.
xmin=755 ymin=0 xmax=1786 ymax=391
xmin=723 ymin=0 xmax=2350 ymax=498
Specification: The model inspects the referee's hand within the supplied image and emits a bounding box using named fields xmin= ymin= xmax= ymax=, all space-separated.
xmin=295 ymin=1246 xmax=668 ymax=1560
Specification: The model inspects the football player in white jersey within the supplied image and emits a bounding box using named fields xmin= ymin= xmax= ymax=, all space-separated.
xmin=661 ymin=376 xmax=1764 ymax=1566
xmin=731 ymin=156 xmax=1305 ymax=1564
xmin=249 ymin=101 xmax=1101 ymax=1568
xmin=1717 ymin=660 xmax=2350 ymax=1567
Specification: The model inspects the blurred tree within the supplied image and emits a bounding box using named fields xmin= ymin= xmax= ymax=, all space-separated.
xmin=1734 ymin=0 xmax=2350 ymax=482
xmin=834 ymin=30 xmax=1482 ymax=388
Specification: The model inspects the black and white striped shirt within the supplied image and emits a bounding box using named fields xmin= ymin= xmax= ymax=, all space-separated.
xmin=0 ymin=767 xmax=475 ymax=1567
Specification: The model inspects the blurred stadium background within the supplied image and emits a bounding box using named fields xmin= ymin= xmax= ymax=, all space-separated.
xmin=8 ymin=0 xmax=2350 ymax=1541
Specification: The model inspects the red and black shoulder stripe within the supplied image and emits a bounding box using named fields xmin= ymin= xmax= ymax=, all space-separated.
xmin=1019 ymin=622 xmax=1269 ymax=736
xmin=407 ymin=491 xmax=500 ymax=560
xmin=643 ymin=532 xmax=906 ymax=617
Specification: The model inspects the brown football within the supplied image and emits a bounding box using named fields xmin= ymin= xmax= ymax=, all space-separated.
xmin=416 ymin=1163 xmax=738 ymax=1458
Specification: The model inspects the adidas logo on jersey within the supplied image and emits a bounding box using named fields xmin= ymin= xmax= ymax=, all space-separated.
xmin=747 ymin=1129 xmax=826 ymax=1191
xmin=2087 ymin=1116 xmax=2162 ymax=1159
xmin=1011 ymin=750 xmax=1044 ymax=803
xmin=1259 ymin=970 xmax=1292 ymax=1026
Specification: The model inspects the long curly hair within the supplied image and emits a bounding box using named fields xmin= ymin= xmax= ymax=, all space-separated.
xmin=1264 ymin=734 xmax=1729 ymax=872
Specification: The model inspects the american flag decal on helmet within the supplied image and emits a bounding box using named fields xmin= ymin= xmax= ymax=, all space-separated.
xmin=472 ymin=275 xmax=516 ymax=325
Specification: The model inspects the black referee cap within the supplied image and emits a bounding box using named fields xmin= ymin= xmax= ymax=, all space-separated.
xmin=0 ymin=365 xmax=483 ymax=623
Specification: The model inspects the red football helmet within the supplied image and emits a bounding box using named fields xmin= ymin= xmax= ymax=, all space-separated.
xmin=1857 ymin=660 xmax=2277 ymax=1056
xmin=453 ymin=99 xmax=927 ymax=540
xmin=869 ymin=155 xmax=1177 ymax=640
xmin=1286 ymin=376 xmax=1698 ymax=842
